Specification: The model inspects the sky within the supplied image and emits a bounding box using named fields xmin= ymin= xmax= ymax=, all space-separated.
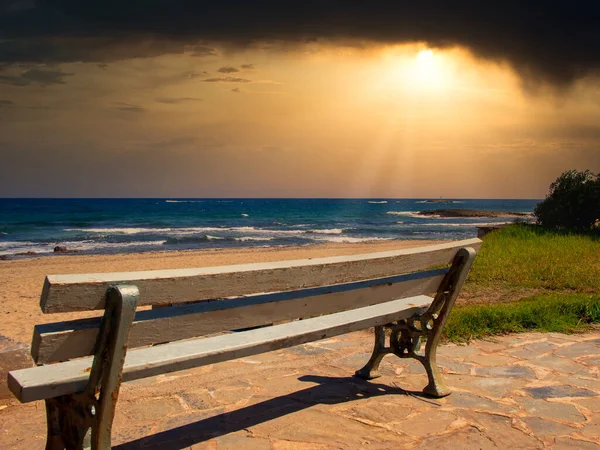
xmin=1 ymin=2 xmax=599 ymax=198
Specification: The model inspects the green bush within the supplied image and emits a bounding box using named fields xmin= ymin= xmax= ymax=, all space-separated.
xmin=534 ymin=169 xmax=600 ymax=233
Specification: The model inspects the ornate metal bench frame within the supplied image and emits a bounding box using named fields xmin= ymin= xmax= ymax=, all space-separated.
xmin=356 ymin=247 xmax=475 ymax=397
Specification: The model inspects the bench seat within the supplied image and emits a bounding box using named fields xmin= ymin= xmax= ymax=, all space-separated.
xmin=9 ymin=295 xmax=432 ymax=403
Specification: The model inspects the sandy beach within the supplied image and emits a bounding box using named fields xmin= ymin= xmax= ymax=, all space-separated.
xmin=0 ymin=240 xmax=444 ymax=345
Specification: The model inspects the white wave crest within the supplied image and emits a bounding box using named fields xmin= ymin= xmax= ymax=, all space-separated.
xmin=165 ymin=200 xmax=204 ymax=203
xmin=314 ymin=236 xmax=393 ymax=243
xmin=386 ymin=211 xmax=424 ymax=218
xmin=368 ymin=201 xmax=388 ymax=204
xmin=241 ymin=213 xmax=249 ymax=217
xmin=234 ymin=236 xmax=274 ymax=242
xmin=306 ymin=228 xmax=344 ymax=235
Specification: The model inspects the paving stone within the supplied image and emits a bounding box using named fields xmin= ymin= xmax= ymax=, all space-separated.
xmin=438 ymin=344 xmax=480 ymax=358
xmin=547 ymin=333 xmax=583 ymax=343
xmin=271 ymin=439 xmax=335 ymax=450
xmin=216 ymin=433 xmax=272 ymax=450
xmin=119 ymin=396 xmax=186 ymax=424
xmin=179 ymin=390 xmax=222 ymax=410
xmin=472 ymin=339 xmax=507 ymax=353
xmin=251 ymin=407 xmax=412 ymax=447
xmin=445 ymin=391 xmax=517 ymax=413
xmin=414 ymin=426 xmax=498 ymax=449
xmin=552 ymin=375 xmax=600 ymax=391
xmin=518 ymin=397 xmax=586 ymax=423
xmin=460 ymin=411 xmax=542 ymax=449
xmin=574 ymin=397 xmax=600 ymax=412
xmin=555 ymin=343 xmax=600 ymax=358
xmin=522 ymin=417 xmax=576 ymax=437
xmin=582 ymin=357 xmax=600 ymax=366
xmin=437 ymin=356 xmax=474 ymax=374
xmin=524 ymin=385 xmax=597 ymax=399
xmin=507 ymin=341 xmax=558 ymax=359
xmin=585 ymin=338 xmax=600 ymax=346
xmin=552 ymin=437 xmax=600 ymax=449
xmin=448 ymin=374 xmax=525 ymax=398
xmin=465 ymin=354 xmax=520 ymax=366
xmin=333 ymin=397 xmax=413 ymax=425
xmin=392 ymin=411 xmax=457 ymax=436
xmin=402 ymin=361 xmax=426 ymax=374
xmin=581 ymin=417 xmax=600 ymax=439
xmin=474 ymin=365 xmax=536 ymax=379
xmin=529 ymin=355 xmax=585 ymax=374
xmin=288 ymin=345 xmax=331 ymax=356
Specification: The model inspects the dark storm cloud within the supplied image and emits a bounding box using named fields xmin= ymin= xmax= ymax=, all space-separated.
xmin=203 ymin=77 xmax=251 ymax=83
xmin=0 ymin=68 xmax=73 ymax=86
xmin=188 ymin=45 xmax=217 ymax=57
xmin=241 ymin=64 xmax=255 ymax=70
xmin=0 ymin=1 xmax=599 ymax=86
xmin=217 ymin=66 xmax=239 ymax=73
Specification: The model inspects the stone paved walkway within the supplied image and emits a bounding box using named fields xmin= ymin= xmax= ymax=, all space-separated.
xmin=1 ymin=328 xmax=600 ymax=449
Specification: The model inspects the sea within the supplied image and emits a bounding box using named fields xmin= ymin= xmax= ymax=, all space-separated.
xmin=0 ymin=198 xmax=540 ymax=258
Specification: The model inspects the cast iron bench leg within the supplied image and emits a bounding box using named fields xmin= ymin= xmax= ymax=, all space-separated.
xmin=44 ymin=286 xmax=139 ymax=450
xmin=356 ymin=247 xmax=476 ymax=398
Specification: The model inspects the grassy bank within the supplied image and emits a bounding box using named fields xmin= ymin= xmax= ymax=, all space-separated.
xmin=444 ymin=294 xmax=600 ymax=342
xmin=445 ymin=224 xmax=600 ymax=342
xmin=465 ymin=224 xmax=599 ymax=292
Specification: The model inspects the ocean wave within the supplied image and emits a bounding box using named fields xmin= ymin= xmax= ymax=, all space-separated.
xmin=164 ymin=235 xmax=225 ymax=244
xmin=305 ymin=228 xmax=344 ymax=235
xmin=234 ymin=236 xmax=274 ymax=242
xmin=165 ymin=200 xmax=204 ymax=203
xmin=0 ymin=240 xmax=167 ymax=255
xmin=314 ymin=236 xmax=393 ymax=243
xmin=386 ymin=211 xmax=426 ymax=218
xmin=241 ymin=213 xmax=249 ymax=217
xmin=368 ymin=201 xmax=388 ymax=204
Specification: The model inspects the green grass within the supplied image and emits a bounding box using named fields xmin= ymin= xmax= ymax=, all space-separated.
xmin=465 ymin=223 xmax=600 ymax=292
xmin=442 ymin=223 xmax=600 ymax=342
xmin=443 ymin=293 xmax=600 ymax=343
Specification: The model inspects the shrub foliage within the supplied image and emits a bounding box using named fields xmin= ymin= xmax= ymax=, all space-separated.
xmin=534 ymin=169 xmax=600 ymax=232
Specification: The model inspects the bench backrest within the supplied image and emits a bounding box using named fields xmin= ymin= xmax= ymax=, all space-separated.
xmin=33 ymin=238 xmax=481 ymax=364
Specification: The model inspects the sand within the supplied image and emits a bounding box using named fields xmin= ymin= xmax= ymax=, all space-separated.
xmin=0 ymin=240 xmax=444 ymax=345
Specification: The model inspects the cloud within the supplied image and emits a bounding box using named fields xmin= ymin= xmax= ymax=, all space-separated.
xmin=231 ymin=88 xmax=241 ymax=93
xmin=0 ymin=68 xmax=73 ymax=86
xmin=155 ymin=97 xmax=203 ymax=103
xmin=0 ymin=99 xmax=15 ymax=106
xmin=186 ymin=71 xmax=209 ymax=79
xmin=241 ymin=64 xmax=255 ymax=70
xmin=203 ymin=76 xmax=251 ymax=83
xmin=0 ymin=3 xmax=599 ymax=86
xmin=217 ymin=66 xmax=239 ymax=73
xmin=188 ymin=45 xmax=217 ymax=57
xmin=97 ymin=63 xmax=108 ymax=70
xmin=113 ymin=102 xmax=145 ymax=113
xmin=149 ymin=136 xmax=197 ymax=149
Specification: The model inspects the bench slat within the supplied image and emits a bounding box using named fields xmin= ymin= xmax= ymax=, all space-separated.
xmin=40 ymin=238 xmax=481 ymax=313
xmin=11 ymin=295 xmax=432 ymax=403
xmin=33 ymin=269 xmax=447 ymax=364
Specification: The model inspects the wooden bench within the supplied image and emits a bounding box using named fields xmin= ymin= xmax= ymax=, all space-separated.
xmin=8 ymin=238 xmax=481 ymax=449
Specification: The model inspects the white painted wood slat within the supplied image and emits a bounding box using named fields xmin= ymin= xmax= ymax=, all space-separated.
xmin=40 ymin=238 xmax=481 ymax=313
xmin=10 ymin=295 xmax=432 ymax=403
xmin=32 ymin=269 xmax=447 ymax=363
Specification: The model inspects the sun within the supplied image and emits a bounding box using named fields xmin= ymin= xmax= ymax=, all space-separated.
xmin=417 ymin=49 xmax=435 ymax=65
